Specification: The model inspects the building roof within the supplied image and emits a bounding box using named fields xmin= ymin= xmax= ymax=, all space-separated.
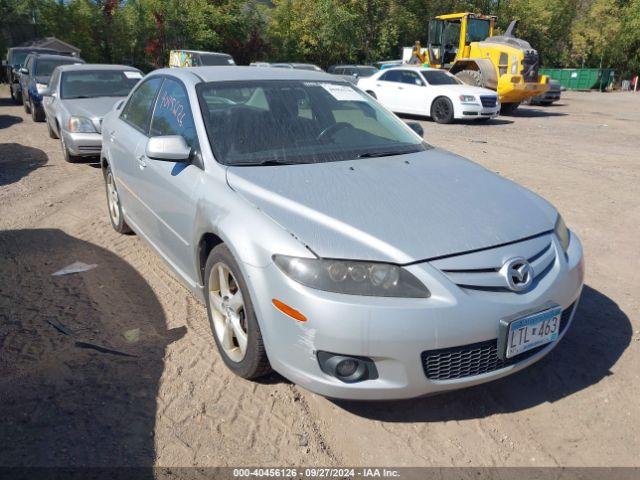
xmin=19 ymin=37 xmax=81 ymax=54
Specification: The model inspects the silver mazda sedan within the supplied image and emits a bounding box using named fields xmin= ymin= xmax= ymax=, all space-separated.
xmin=42 ymin=64 xmax=143 ymax=162
xmin=101 ymin=66 xmax=584 ymax=400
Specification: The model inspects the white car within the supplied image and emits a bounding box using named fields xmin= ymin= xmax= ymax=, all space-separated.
xmin=358 ymin=66 xmax=500 ymax=124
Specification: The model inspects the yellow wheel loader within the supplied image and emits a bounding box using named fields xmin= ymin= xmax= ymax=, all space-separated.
xmin=409 ymin=12 xmax=549 ymax=114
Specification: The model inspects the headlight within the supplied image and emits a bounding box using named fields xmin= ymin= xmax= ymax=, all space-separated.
xmin=273 ymin=255 xmax=430 ymax=298
xmin=554 ymin=215 xmax=571 ymax=252
xmin=459 ymin=95 xmax=476 ymax=103
xmin=36 ymin=83 xmax=48 ymax=94
xmin=68 ymin=116 xmax=97 ymax=133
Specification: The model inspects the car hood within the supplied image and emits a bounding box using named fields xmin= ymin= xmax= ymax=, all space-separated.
xmin=226 ymin=149 xmax=557 ymax=264
xmin=64 ymin=97 xmax=126 ymax=120
xmin=35 ymin=75 xmax=51 ymax=85
xmin=433 ymin=84 xmax=497 ymax=97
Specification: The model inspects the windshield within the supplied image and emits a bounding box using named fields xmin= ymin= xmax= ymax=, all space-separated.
xmin=60 ymin=70 xmax=142 ymax=99
xmin=293 ymin=64 xmax=322 ymax=71
xmin=200 ymin=54 xmax=234 ymax=66
xmin=36 ymin=58 xmax=79 ymax=77
xmin=12 ymin=51 xmax=30 ymax=66
xmin=467 ymin=18 xmax=491 ymax=42
xmin=422 ymin=70 xmax=461 ymax=85
xmin=197 ymin=80 xmax=429 ymax=166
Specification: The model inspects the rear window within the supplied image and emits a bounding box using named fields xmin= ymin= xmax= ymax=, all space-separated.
xmin=200 ymin=55 xmax=234 ymax=66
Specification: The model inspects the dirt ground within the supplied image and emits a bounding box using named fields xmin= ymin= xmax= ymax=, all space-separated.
xmin=0 ymin=85 xmax=638 ymax=468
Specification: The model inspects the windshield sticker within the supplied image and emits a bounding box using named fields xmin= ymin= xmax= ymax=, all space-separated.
xmin=124 ymin=71 xmax=143 ymax=79
xmin=318 ymin=83 xmax=365 ymax=101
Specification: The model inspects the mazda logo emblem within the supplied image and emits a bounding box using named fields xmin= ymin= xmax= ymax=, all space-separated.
xmin=500 ymin=257 xmax=534 ymax=292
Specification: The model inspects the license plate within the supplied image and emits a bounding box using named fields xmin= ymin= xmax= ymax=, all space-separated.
xmin=502 ymin=306 xmax=562 ymax=359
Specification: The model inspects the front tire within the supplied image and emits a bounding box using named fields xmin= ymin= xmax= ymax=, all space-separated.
xmin=104 ymin=165 xmax=132 ymax=234
xmin=31 ymin=101 xmax=45 ymax=122
xmin=24 ymin=95 xmax=31 ymax=114
xmin=431 ymin=97 xmax=455 ymax=124
xmin=60 ymin=134 xmax=81 ymax=163
xmin=205 ymin=244 xmax=271 ymax=379
xmin=47 ymin=119 xmax=59 ymax=139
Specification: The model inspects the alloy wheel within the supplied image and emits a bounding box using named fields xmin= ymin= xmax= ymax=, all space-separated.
xmin=208 ymin=262 xmax=248 ymax=363
xmin=435 ymin=100 xmax=451 ymax=121
xmin=106 ymin=171 xmax=120 ymax=225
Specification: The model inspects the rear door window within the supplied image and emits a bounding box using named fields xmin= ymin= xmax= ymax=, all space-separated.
xmin=121 ymin=77 xmax=163 ymax=133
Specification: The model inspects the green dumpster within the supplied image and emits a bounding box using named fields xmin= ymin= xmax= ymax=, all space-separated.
xmin=539 ymin=68 xmax=615 ymax=91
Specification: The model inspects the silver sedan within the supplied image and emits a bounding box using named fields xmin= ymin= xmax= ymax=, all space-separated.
xmin=101 ymin=66 xmax=584 ymax=400
xmin=42 ymin=64 xmax=143 ymax=162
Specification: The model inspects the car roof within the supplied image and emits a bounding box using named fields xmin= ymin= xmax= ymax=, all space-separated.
xmin=30 ymin=54 xmax=84 ymax=62
xmin=150 ymin=66 xmax=337 ymax=84
xmin=333 ymin=65 xmax=376 ymax=68
xmin=384 ymin=65 xmax=442 ymax=72
xmin=10 ymin=47 xmax=59 ymax=53
xmin=55 ymin=64 xmax=140 ymax=73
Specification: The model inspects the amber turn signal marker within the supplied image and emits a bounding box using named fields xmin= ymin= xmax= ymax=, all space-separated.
xmin=272 ymin=299 xmax=307 ymax=322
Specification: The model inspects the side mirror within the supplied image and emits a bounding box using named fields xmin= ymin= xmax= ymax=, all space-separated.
xmin=406 ymin=121 xmax=424 ymax=137
xmin=146 ymin=135 xmax=191 ymax=162
xmin=20 ymin=68 xmax=28 ymax=74
xmin=40 ymin=87 xmax=52 ymax=97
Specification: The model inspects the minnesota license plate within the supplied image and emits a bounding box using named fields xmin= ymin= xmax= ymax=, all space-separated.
xmin=502 ymin=306 xmax=562 ymax=359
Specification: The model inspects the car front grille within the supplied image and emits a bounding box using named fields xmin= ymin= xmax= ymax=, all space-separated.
xmin=480 ymin=96 xmax=497 ymax=108
xmin=431 ymin=234 xmax=557 ymax=293
xmin=421 ymin=302 xmax=575 ymax=381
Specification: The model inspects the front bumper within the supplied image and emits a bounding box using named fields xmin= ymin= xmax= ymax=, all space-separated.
xmin=62 ymin=130 xmax=102 ymax=157
xmin=454 ymin=102 xmax=499 ymax=120
xmin=498 ymin=75 xmax=550 ymax=103
xmin=242 ymin=233 xmax=584 ymax=400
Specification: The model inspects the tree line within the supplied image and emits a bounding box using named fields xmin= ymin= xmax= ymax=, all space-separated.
xmin=1 ymin=0 xmax=639 ymax=77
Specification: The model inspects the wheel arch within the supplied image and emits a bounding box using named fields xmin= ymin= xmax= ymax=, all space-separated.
xmin=197 ymin=232 xmax=225 ymax=286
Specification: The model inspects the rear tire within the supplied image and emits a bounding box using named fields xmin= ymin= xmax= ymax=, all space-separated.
xmin=204 ymin=244 xmax=271 ymax=380
xmin=13 ymin=86 xmax=23 ymax=105
xmin=431 ymin=96 xmax=455 ymax=124
xmin=104 ymin=165 xmax=132 ymax=234
xmin=455 ymin=69 xmax=486 ymax=88
xmin=500 ymin=102 xmax=520 ymax=115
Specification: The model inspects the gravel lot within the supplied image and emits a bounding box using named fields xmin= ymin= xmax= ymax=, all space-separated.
xmin=0 ymin=84 xmax=638 ymax=468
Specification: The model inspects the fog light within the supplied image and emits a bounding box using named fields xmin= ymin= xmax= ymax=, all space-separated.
xmin=316 ymin=351 xmax=378 ymax=384
xmin=336 ymin=358 xmax=358 ymax=377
